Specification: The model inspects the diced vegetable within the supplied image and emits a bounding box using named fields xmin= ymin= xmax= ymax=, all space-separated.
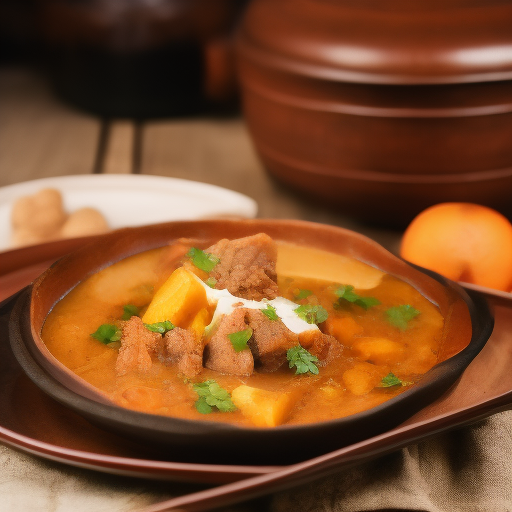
xmin=324 ymin=316 xmax=363 ymax=345
xmin=342 ymin=362 xmax=388 ymax=396
xmin=352 ymin=337 xmax=404 ymax=365
xmin=189 ymin=307 xmax=212 ymax=341
xmin=262 ymin=304 xmax=279 ymax=321
xmin=142 ymin=267 xmax=208 ymax=326
xmin=231 ymin=385 xmax=295 ymax=427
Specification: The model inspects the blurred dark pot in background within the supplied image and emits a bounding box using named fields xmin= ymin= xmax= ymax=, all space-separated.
xmin=39 ymin=0 xmax=247 ymax=118
xmin=237 ymin=0 xmax=512 ymax=227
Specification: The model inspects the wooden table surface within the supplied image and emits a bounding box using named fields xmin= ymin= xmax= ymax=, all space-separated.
xmin=0 ymin=67 xmax=402 ymax=254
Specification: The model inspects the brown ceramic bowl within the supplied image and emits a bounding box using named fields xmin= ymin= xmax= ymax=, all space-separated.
xmin=9 ymin=219 xmax=493 ymax=464
xmin=236 ymin=0 xmax=512 ymax=226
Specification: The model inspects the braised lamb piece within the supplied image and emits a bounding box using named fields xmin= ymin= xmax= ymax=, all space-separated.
xmin=206 ymin=233 xmax=279 ymax=301
xmin=164 ymin=327 xmax=203 ymax=378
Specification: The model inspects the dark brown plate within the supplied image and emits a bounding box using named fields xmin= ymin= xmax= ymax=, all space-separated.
xmin=0 ymin=236 xmax=510 ymax=497
xmin=8 ymin=219 xmax=493 ymax=465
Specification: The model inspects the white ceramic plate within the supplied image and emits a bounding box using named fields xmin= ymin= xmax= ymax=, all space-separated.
xmin=0 ymin=175 xmax=258 ymax=250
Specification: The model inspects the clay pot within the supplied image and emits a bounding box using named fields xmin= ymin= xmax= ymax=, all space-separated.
xmin=236 ymin=0 xmax=512 ymax=226
xmin=9 ymin=219 xmax=493 ymax=464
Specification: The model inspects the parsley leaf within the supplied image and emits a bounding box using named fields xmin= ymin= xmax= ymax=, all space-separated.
xmin=386 ymin=305 xmax=420 ymax=331
xmin=205 ymin=277 xmax=217 ymax=288
xmin=193 ymin=380 xmax=237 ymax=413
xmin=294 ymin=304 xmax=328 ymax=324
xmin=144 ymin=320 xmax=175 ymax=334
xmin=334 ymin=285 xmax=380 ymax=310
xmin=227 ymin=328 xmax=253 ymax=351
xmin=186 ymin=247 xmax=220 ymax=273
xmin=90 ymin=324 xmax=122 ymax=344
xmin=122 ymin=304 xmax=140 ymax=320
xmin=287 ymin=346 xmax=319 ymax=375
xmin=378 ymin=372 xmax=403 ymax=388
xmin=295 ymin=289 xmax=312 ymax=300
xmin=262 ymin=304 xmax=279 ymax=321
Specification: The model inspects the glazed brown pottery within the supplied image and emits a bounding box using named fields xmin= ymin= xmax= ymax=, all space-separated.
xmin=8 ymin=219 xmax=493 ymax=464
xmin=236 ymin=0 xmax=512 ymax=226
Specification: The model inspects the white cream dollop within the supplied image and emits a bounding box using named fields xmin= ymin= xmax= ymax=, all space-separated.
xmin=191 ymin=273 xmax=318 ymax=335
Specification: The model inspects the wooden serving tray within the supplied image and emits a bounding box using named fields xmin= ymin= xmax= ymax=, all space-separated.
xmin=0 ymin=241 xmax=511 ymax=511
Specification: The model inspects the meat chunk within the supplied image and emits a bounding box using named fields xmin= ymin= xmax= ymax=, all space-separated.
xmin=206 ymin=233 xmax=279 ymax=301
xmin=204 ymin=308 xmax=254 ymax=376
xmin=299 ymin=330 xmax=342 ymax=366
xmin=115 ymin=316 xmax=162 ymax=376
xmin=164 ymin=327 xmax=203 ymax=378
xmin=245 ymin=309 xmax=298 ymax=372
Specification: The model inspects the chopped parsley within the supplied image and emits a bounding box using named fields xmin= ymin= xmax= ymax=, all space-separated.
xmin=122 ymin=304 xmax=140 ymax=320
xmin=90 ymin=324 xmax=122 ymax=344
xmin=334 ymin=285 xmax=380 ymax=310
xmin=287 ymin=346 xmax=319 ymax=375
xmin=205 ymin=277 xmax=217 ymax=288
xmin=294 ymin=304 xmax=328 ymax=324
xmin=144 ymin=320 xmax=175 ymax=334
xmin=262 ymin=304 xmax=279 ymax=321
xmin=386 ymin=305 xmax=420 ymax=331
xmin=193 ymin=380 xmax=237 ymax=414
xmin=186 ymin=247 xmax=220 ymax=273
xmin=227 ymin=328 xmax=253 ymax=351
xmin=378 ymin=372 xmax=404 ymax=388
xmin=294 ymin=289 xmax=313 ymax=300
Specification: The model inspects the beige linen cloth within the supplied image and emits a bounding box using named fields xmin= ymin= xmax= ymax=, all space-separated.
xmin=2 ymin=410 xmax=511 ymax=512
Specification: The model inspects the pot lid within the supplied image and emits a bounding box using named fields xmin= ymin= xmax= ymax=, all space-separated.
xmin=238 ymin=0 xmax=512 ymax=84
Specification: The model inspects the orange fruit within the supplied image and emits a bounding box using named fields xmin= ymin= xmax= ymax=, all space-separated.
xmin=400 ymin=203 xmax=512 ymax=291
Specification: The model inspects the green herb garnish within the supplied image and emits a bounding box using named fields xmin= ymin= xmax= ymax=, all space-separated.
xmin=193 ymin=380 xmax=237 ymax=414
xmin=334 ymin=285 xmax=380 ymax=310
xmin=122 ymin=304 xmax=140 ymax=320
xmin=205 ymin=277 xmax=217 ymax=288
xmin=287 ymin=346 xmax=319 ymax=375
xmin=262 ymin=304 xmax=279 ymax=321
xmin=386 ymin=305 xmax=420 ymax=331
xmin=295 ymin=289 xmax=313 ymax=300
xmin=144 ymin=320 xmax=175 ymax=334
xmin=378 ymin=372 xmax=404 ymax=388
xmin=294 ymin=304 xmax=328 ymax=324
xmin=186 ymin=247 xmax=220 ymax=273
xmin=90 ymin=324 xmax=122 ymax=344
xmin=227 ymin=328 xmax=253 ymax=352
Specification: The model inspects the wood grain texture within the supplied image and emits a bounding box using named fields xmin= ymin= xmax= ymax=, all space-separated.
xmin=0 ymin=69 xmax=100 ymax=186
xmin=139 ymin=118 xmax=401 ymax=253
xmin=101 ymin=121 xmax=135 ymax=174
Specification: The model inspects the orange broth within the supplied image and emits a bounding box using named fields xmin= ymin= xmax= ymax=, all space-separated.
xmin=41 ymin=242 xmax=445 ymax=427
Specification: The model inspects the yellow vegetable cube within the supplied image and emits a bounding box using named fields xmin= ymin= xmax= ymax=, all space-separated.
xmin=352 ymin=337 xmax=404 ymax=365
xmin=231 ymin=385 xmax=295 ymax=427
xmin=189 ymin=307 xmax=212 ymax=341
xmin=342 ymin=362 xmax=388 ymax=396
xmin=142 ymin=268 xmax=207 ymax=326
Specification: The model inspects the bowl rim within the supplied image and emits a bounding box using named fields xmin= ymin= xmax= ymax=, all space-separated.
xmin=8 ymin=219 xmax=494 ymax=463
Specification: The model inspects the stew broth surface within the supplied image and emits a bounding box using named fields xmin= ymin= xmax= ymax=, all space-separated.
xmin=42 ymin=241 xmax=446 ymax=427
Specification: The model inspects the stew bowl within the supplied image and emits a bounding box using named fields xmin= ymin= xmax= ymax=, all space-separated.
xmin=9 ymin=219 xmax=493 ymax=464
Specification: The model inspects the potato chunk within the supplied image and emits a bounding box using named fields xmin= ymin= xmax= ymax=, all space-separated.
xmin=231 ymin=385 xmax=295 ymax=427
xmin=352 ymin=337 xmax=404 ymax=365
xmin=142 ymin=268 xmax=207 ymax=326
xmin=189 ymin=307 xmax=212 ymax=341
xmin=324 ymin=316 xmax=363 ymax=345
xmin=342 ymin=362 xmax=388 ymax=396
